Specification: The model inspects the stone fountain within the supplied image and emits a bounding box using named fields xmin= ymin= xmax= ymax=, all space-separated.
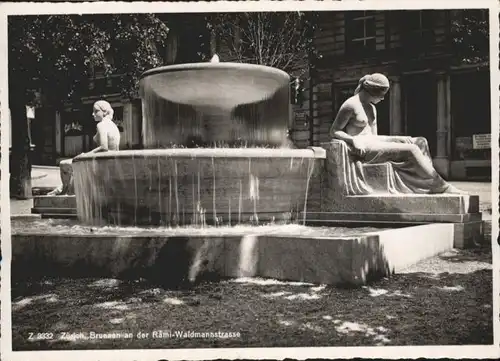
xmin=71 ymin=63 xmax=323 ymax=227
xmin=21 ymin=61 xmax=484 ymax=286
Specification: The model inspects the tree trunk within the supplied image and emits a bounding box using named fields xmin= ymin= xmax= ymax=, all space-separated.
xmin=9 ymin=101 xmax=33 ymax=199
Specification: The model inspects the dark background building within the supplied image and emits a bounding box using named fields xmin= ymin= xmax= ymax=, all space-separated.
xmin=298 ymin=9 xmax=490 ymax=180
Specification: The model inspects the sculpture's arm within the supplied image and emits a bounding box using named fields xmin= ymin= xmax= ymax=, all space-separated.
xmin=371 ymin=104 xmax=378 ymax=136
xmin=329 ymin=102 xmax=355 ymax=146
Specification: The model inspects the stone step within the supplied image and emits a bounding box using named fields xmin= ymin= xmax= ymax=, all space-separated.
xmin=40 ymin=214 xmax=78 ymax=219
xmin=32 ymin=206 xmax=76 ymax=214
xmin=32 ymin=187 xmax=55 ymax=196
xmin=12 ymin=223 xmax=455 ymax=286
xmin=302 ymin=211 xmax=481 ymax=224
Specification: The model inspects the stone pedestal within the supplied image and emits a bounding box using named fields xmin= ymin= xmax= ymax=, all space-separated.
xmin=32 ymin=140 xmax=485 ymax=249
xmin=12 ymin=223 xmax=454 ymax=286
xmin=31 ymin=195 xmax=77 ymax=218
xmin=305 ymin=141 xmax=484 ymax=248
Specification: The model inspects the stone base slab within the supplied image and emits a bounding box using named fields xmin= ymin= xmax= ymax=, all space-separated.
xmin=33 ymin=195 xmax=76 ymax=208
xmin=31 ymin=195 xmax=77 ymax=218
xmin=303 ymin=211 xmax=481 ymax=224
xmin=303 ymin=213 xmax=483 ymax=249
xmin=12 ymin=223 xmax=454 ymax=286
xmin=319 ymin=194 xmax=479 ymax=215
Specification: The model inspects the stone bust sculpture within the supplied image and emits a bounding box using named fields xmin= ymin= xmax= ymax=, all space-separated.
xmin=48 ymin=100 xmax=120 ymax=196
xmin=329 ymin=73 xmax=464 ymax=195
xmin=87 ymin=100 xmax=121 ymax=154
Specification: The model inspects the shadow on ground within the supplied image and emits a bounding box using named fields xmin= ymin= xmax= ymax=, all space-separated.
xmin=11 ymin=246 xmax=493 ymax=350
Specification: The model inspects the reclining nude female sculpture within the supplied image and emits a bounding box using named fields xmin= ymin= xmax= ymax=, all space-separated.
xmin=48 ymin=100 xmax=120 ymax=195
xmin=329 ymin=73 xmax=464 ymax=195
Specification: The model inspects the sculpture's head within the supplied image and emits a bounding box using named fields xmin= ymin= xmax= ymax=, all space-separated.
xmin=92 ymin=100 xmax=114 ymax=123
xmin=355 ymin=73 xmax=390 ymax=105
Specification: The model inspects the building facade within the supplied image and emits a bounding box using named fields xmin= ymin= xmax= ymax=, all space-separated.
xmin=304 ymin=9 xmax=490 ymax=180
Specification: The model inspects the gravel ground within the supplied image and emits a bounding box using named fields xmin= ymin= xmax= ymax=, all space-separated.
xmin=11 ymin=245 xmax=492 ymax=350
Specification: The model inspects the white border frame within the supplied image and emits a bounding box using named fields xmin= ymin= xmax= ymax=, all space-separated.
xmin=1 ymin=1 xmax=498 ymax=360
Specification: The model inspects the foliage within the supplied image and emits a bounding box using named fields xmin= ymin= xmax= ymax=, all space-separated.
xmin=451 ymin=9 xmax=489 ymax=64
xmin=204 ymin=12 xmax=319 ymax=79
xmin=8 ymin=14 xmax=170 ymax=106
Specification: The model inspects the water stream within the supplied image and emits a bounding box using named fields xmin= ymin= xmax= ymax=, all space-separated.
xmin=73 ymin=152 xmax=318 ymax=228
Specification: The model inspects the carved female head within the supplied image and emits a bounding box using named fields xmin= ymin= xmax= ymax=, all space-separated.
xmin=92 ymin=100 xmax=114 ymax=123
xmin=354 ymin=73 xmax=390 ymax=104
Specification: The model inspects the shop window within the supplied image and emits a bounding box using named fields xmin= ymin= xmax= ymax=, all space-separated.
xmin=451 ymin=71 xmax=491 ymax=160
xmin=62 ymin=109 xmax=85 ymax=157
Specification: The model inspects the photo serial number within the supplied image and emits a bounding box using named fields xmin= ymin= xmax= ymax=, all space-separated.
xmin=27 ymin=332 xmax=54 ymax=340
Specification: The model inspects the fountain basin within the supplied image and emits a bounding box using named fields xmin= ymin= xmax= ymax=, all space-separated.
xmin=140 ymin=63 xmax=292 ymax=148
xmin=11 ymin=219 xmax=455 ymax=286
xmin=72 ymin=147 xmax=325 ymax=227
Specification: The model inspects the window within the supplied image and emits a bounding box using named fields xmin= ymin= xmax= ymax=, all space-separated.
xmin=346 ymin=11 xmax=377 ymax=55
xmin=405 ymin=11 xmax=435 ymax=47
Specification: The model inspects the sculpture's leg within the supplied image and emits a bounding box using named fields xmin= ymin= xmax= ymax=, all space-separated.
xmin=372 ymin=136 xmax=431 ymax=159
xmin=371 ymin=136 xmax=465 ymax=194
xmin=60 ymin=159 xmax=75 ymax=195
xmin=48 ymin=158 xmax=74 ymax=195
xmin=373 ymin=135 xmax=413 ymax=143
xmin=363 ymin=141 xmax=451 ymax=193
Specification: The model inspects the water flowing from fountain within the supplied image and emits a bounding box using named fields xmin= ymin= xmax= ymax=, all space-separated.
xmin=140 ymin=63 xmax=292 ymax=149
xmin=237 ymin=235 xmax=258 ymax=277
xmin=73 ymin=149 xmax=321 ymax=227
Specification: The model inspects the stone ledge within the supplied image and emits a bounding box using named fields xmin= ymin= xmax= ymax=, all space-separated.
xmin=31 ymin=207 xmax=77 ymax=215
xmin=304 ymin=217 xmax=483 ymax=249
xmin=12 ymin=223 xmax=454 ymax=286
xmin=320 ymin=194 xmax=479 ymax=215
xmin=33 ymin=195 xmax=76 ymax=208
xmin=303 ymin=211 xmax=482 ymax=224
